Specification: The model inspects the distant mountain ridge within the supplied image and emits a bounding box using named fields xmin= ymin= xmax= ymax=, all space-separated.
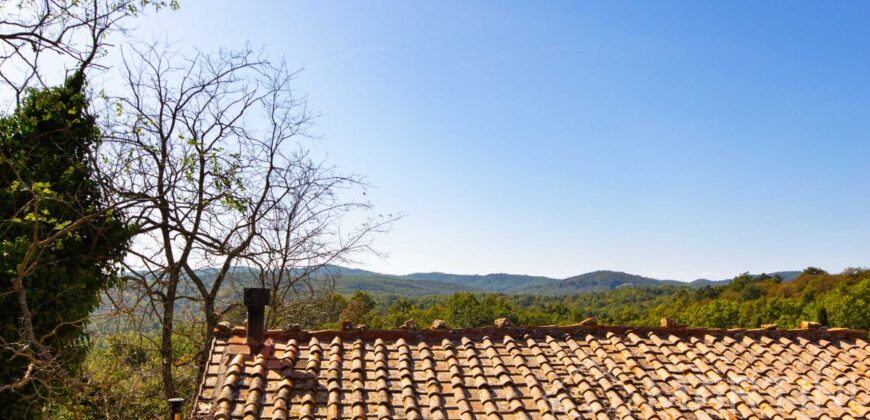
xmin=400 ymin=272 xmax=556 ymax=293
xmin=309 ymin=265 xmax=802 ymax=296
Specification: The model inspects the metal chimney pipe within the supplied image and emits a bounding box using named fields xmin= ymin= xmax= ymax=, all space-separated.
xmin=244 ymin=288 xmax=271 ymax=351
xmin=168 ymin=397 xmax=184 ymax=420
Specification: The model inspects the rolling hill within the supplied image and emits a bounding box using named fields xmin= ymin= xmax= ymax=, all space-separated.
xmin=180 ymin=265 xmax=804 ymax=297
xmin=332 ymin=275 xmax=487 ymax=296
xmin=399 ymin=272 xmax=557 ymax=293
xmin=332 ymin=267 xmax=803 ymax=296
xmin=512 ymin=270 xmax=683 ymax=295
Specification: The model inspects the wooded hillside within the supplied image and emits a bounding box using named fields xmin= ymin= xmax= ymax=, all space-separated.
xmin=333 ymin=268 xmax=869 ymax=331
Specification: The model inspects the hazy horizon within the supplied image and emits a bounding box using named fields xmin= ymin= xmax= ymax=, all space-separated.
xmin=293 ymin=263 xmax=836 ymax=283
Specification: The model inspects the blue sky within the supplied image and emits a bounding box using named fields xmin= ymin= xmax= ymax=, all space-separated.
xmin=130 ymin=1 xmax=870 ymax=280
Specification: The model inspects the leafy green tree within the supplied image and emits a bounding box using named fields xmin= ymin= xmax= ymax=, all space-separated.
xmin=340 ymin=291 xmax=376 ymax=325
xmin=739 ymin=284 xmax=764 ymax=300
xmin=694 ymin=285 xmax=719 ymax=300
xmin=823 ymin=289 xmax=869 ymax=330
xmin=446 ymin=293 xmax=487 ymax=327
xmin=479 ymin=294 xmax=517 ymax=322
xmin=687 ymin=300 xmax=740 ymax=328
xmin=379 ymin=298 xmax=416 ymax=328
xmin=0 ymin=74 xmax=132 ymax=416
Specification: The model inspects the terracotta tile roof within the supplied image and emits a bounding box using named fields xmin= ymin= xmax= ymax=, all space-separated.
xmin=191 ymin=323 xmax=870 ymax=419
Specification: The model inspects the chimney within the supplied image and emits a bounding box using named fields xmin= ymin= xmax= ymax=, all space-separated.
xmin=244 ymin=288 xmax=270 ymax=351
xmin=168 ymin=398 xmax=184 ymax=420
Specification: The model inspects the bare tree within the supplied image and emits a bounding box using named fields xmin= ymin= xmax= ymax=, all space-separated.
xmin=98 ymin=42 xmax=394 ymax=397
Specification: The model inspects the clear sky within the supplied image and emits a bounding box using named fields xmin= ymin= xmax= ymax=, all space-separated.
xmin=128 ymin=1 xmax=870 ymax=281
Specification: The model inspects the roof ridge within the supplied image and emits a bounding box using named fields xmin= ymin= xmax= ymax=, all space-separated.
xmin=218 ymin=322 xmax=867 ymax=343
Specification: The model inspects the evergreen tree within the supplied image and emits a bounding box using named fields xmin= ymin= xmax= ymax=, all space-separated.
xmin=0 ymin=73 xmax=132 ymax=416
xmin=816 ymin=306 xmax=830 ymax=326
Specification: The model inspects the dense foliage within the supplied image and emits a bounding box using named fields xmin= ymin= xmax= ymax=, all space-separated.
xmin=336 ymin=268 xmax=870 ymax=332
xmin=0 ymin=74 xmax=132 ymax=417
xmin=48 ymin=331 xmax=199 ymax=419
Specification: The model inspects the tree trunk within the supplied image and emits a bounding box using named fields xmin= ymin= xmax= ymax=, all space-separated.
xmin=160 ymin=276 xmax=177 ymax=399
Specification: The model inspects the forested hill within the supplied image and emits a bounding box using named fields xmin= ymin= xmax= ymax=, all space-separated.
xmin=338 ymin=268 xmax=870 ymax=333
xmin=517 ymin=270 xmax=682 ymax=294
xmin=398 ymin=272 xmax=556 ymax=293
xmin=310 ymin=265 xmax=802 ymax=296
xmin=171 ymin=265 xmax=803 ymax=297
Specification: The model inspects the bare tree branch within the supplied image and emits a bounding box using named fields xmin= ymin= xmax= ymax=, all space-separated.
xmin=97 ymin=41 xmax=396 ymax=397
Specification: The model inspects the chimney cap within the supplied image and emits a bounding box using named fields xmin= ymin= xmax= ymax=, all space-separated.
xmin=168 ymin=398 xmax=184 ymax=411
xmin=244 ymin=288 xmax=270 ymax=306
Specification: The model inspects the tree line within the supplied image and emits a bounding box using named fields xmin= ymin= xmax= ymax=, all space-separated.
xmin=336 ymin=268 xmax=869 ymax=332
